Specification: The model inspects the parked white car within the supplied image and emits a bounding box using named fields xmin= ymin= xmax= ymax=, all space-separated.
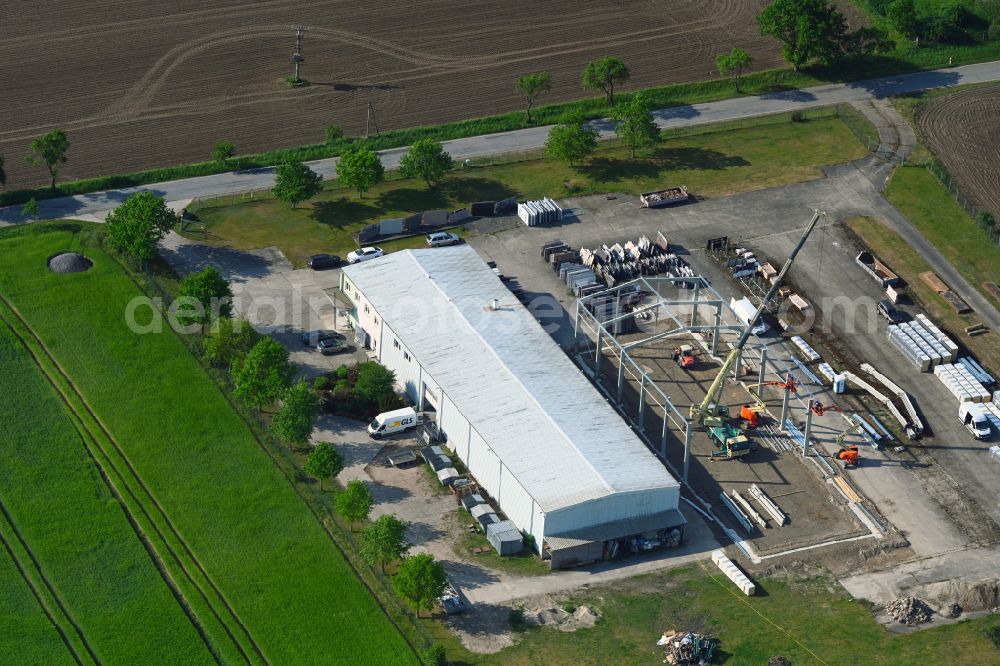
xmin=426 ymin=232 xmax=460 ymax=247
xmin=347 ymin=246 xmax=384 ymax=264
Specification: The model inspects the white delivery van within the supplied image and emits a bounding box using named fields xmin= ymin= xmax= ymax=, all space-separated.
xmin=730 ymin=297 xmax=769 ymax=336
xmin=367 ymin=407 xmax=420 ymax=439
xmin=959 ymin=402 xmax=991 ymax=440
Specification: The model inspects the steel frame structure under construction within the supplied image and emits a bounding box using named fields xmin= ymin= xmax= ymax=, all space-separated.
xmin=572 ymin=275 xmax=753 ymax=483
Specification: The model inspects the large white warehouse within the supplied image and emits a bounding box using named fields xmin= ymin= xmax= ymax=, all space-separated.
xmin=340 ymin=245 xmax=684 ymax=567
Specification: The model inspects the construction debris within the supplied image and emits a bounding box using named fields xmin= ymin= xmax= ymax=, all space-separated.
xmin=657 ymin=630 xmax=718 ymax=665
xmin=767 ymin=657 xmax=792 ymax=666
xmin=885 ymin=596 xmax=934 ymax=625
xmin=946 ymin=603 xmax=963 ymax=618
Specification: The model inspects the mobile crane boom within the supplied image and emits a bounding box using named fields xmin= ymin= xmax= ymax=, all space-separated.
xmin=691 ymin=210 xmax=824 ymax=426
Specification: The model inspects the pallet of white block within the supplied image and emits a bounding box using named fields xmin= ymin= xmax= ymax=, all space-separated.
xmin=982 ymin=401 xmax=1000 ymax=434
xmin=934 ymin=363 xmax=991 ymax=403
xmin=887 ymin=316 xmax=958 ymax=372
xmin=711 ymin=549 xmax=755 ymax=596
xmin=790 ymin=336 xmax=820 ymax=362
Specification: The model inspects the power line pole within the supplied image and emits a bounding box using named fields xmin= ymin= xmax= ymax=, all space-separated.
xmin=291 ymin=25 xmax=309 ymax=81
xmin=365 ymin=92 xmax=380 ymax=138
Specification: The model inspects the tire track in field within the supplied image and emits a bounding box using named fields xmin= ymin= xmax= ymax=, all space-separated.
xmin=0 ymin=500 xmax=96 ymax=666
xmin=0 ymin=299 xmax=267 ymax=666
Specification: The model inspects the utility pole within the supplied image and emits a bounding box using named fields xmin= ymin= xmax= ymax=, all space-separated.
xmin=365 ymin=92 xmax=380 ymax=138
xmin=291 ymin=26 xmax=309 ymax=81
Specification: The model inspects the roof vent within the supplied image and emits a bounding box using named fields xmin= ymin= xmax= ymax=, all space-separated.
xmin=491 ymin=298 xmax=499 ymax=311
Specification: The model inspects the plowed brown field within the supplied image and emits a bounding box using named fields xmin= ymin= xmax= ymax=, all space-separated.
xmin=917 ymin=85 xmax=1000 ymax=219
xmin=1 ymin=0 xmax=784 ymax=189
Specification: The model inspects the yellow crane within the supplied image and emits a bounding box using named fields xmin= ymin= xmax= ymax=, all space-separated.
xmin=691 ymin=210 xmax=824 ymax=457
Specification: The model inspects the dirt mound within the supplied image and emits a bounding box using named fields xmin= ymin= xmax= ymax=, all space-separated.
xmin=920 ymin=578 xmax=1000 ymax=613
xmin=768 ymin=657 xmax=792 ymax=666
xmin=522 ymin=605 xmax=600 ymax=632
xmin=48 ymin=252 xmax=93 ymax=274
xmin=885 ymin=596 xmax=934 ymax=625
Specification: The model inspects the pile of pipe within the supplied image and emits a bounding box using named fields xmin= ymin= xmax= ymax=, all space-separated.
xmin=580 ymin=234 xmax=692 ymax=287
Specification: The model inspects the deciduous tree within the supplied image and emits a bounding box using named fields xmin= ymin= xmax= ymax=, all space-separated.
xmin=515 ymin=72 xmax=552 ymax=123
xmin=361 ymin=514 xmax=409 ymax=572
xmin=22 ymin=198 xmax=39 ymax=221
xmin=887 ymin=0 xmax=918 ymax=38
xmin=354 ymin=362 xmax=397 ymax=404
xmin=178 ymin=266 xmax=232 ymax=327
xmin=233 ymin=337 xmax=293 ymax=410
xmin=212 ymin=141 xmax=236 ymax=166
xmin=26 ymin=129 xmax=69 ymax=191
xmin=336 ymin=479 xmax=374 ymax=528
xmin=104 ymin=191 xmax=177 ymax=263
xmin=272 ymin=380 xmax=321 ymax=447
xmin=757 ymin=0 xmax=848 ymax=70
xmin=337 ymin=145 xmax=384 ymax=198
xmin=393 ymin=553 xmax=447 ymax=618
xmin=325 ymin=124 xmax=344 ymax=148
xmin=545 ymin=114 xmax=598 ymax=167
xmin=203 ymin=317 xmax=260 ymax=370
xmin=399 ymin=139 xmax=454 ymax=188
xmin=716 ymin=48 xmax=754 ymax=92
xmin=273 ymin=158 xmax=323 ymax=208
xmin=305 ymin=442 xmax=344 ymax=490
xmin=612 ymin=93 xmax=660 ymax=159
xmin=581 ymin=57 xmax=630 ymax=106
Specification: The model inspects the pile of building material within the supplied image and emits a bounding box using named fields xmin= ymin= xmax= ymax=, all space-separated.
xmin=439 ymin=582 xmax=465 ymax=614
xmin=817 ymin=362 xmax=848 ymax=393
xmin=639 ymin=186 xmax=689 ymax=208
xmin=790 ymin=336 xmax=820 ymax=362
xmin=855 ymin=250 xmax=900 ymax=288
xmin=885 ymin=596 xmax=933 ymax=625
xmin=842 ymin=370 xmax=920 ymax=440
xmin=984 ymin=394 xmax=1000 ymax=432
xmin=921 ymin=271 xmax=972 ymax=314
xmin=712 ymin=549 xmax=756 ymax=596
xmin=518 ymin=198 xmax=563 ymax=226
xmin=581 ymin=233 xmax=692 ymax=287
xmin=934 ymin=363 xmax=992 ymax=403
xmin=726 ymin=248 xmax=759 ymax=279
xmin=887 ymin=316 xmax=958 ymax=371
xmin=860 ymin=363 xmax=924 ymax=438
xmin=656 ymin=630 xmax=718 ymax=665
xmin=957 ymin=357 xmax=996 ymax=388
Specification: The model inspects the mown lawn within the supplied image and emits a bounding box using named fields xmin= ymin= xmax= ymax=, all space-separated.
xmin=886 ymin=166 xmax=1000 ymax=304
xmin=185 ymin=111 xmax=868 ymax=267
xmin=0 ymin=323 xmax=215 ymax=664
xmin=0 ymin=223 xmax=417 ymax=666
xmin=472 ymin=564 xmax=1000 ymax=666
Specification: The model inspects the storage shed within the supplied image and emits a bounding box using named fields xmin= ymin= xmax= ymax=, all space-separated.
xmin=341 ymin=246 xmax=685 ymax=567
xmin=486 ymin=520 xmax=524 ymax=556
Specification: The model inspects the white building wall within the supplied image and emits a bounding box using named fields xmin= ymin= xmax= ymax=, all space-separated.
xmin=439 ymin=395 xmax=470 ymax=459
xmin=377 ymin=322 xmax=422 ymax=404
xmin=466 ymin=430 xmax=501 ymax=498
xmin=496 ymin=469 xmax=537 ymax=538
xmin=543 ymin=487 xmax=680 ymax=538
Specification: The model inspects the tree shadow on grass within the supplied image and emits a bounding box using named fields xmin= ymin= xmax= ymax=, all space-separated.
xmin=442 ymin=176 xmax=516 ymax=204
xmin=375 ymin=187 xmax=451 ymax=213
xmin=652 ymin=147 xmax=750 ymax=171
xmin=310 ymin=197 xmax=384 ymax=231
xmin=581 ymin=157 xmax=662 ymax=183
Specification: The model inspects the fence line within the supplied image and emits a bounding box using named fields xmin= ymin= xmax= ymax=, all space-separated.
xmin=918 ymin=155 xmax=1000 ymax=246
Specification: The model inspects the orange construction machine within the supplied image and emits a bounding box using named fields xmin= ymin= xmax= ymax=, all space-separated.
xmin=673 ymin=345 xmax=696 ymax=369
xmin=739 ymin=403 xmax=765 ymax=428
xmin=808 ymin=401 xmax=841 ymax=416
xmin=836 ymin=445 xmax=860 ymax=468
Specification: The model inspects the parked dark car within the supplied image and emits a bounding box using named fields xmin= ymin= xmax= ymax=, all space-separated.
xmin=317 ymin=337 xmax=350 ymax=355
xmin=301 ymin=330 xmax=344 ymax=347
xmin=307 ymin=253 xmax=341 ymax=270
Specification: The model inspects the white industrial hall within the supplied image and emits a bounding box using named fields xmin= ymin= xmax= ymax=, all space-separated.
xmin=340 ymin=245 xmax=685 ymax=568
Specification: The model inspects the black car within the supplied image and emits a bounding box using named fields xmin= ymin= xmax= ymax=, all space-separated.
xmin=317 ymin=337 xmax=350 ymax=355
xmin=307 ymin=253 xmax=341 ymax=270
xmin=301 ymin=330 xmax=344 ymax=347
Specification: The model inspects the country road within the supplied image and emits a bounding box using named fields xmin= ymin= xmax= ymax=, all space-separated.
xmin=2 ymin=60 xmax=999 ymax=226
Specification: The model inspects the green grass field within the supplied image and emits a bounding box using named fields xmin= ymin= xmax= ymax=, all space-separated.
xmin=185 ymin=110 xmax=869 ymax=267
xmin=466 ymin=564 xmax=1000 ymax=666
xmin=0 ymin=223 xmax=417 ymax=665
xmin=886 ymin=166 xmax=1000 ymax=300
xmin=0 ymin=322 xmax=215 ymax=664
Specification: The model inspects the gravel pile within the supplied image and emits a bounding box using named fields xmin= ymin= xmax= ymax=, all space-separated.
xmin=48 ymin=252 xmax=92 ymax=274
xmin=768 ymin=657 xmax=792 ymax=666
xmin=886 ymin=596 xmax=934 ymax=625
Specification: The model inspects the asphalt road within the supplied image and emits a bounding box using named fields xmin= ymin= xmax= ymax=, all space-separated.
xmin=2 ymin=60 xmax=999 ymax=225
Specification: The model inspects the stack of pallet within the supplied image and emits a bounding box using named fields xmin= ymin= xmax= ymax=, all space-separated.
xmin=982 ymin=392 xmax=1000 ymax=433
xmin=518 ymin=198 xmax=563 ymax=226
xmin=934 ymin=363 xmax=992 ymax=403
xmin=887 ymin=316 xmax=958 ymax=371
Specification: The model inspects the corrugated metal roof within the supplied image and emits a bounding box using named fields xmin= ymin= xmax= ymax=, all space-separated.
xmin=343 ymin=246 xmax=679 ymax=513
